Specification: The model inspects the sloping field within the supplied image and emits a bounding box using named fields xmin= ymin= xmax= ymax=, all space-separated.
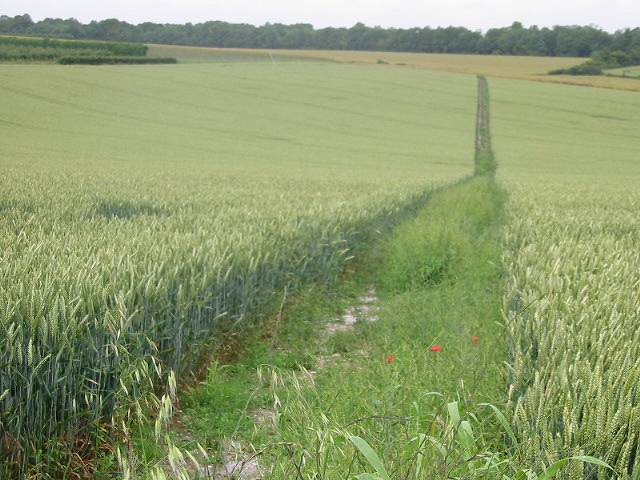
xmin=0 ymin=62 xmax=475 ymax=475
xmin=493 ymin=78 xmax=640 ymax=183
xmin=1 ymin=63 xmax=474 ymax=176
xmin=149 ymin=44 xmax=640 ymax=92
xmin=149 ymin=43 xmax=579 ymax=77
xmin=493 ymin=79 xmax=640 ymax=475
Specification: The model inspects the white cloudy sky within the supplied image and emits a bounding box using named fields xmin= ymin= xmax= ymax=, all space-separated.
xmin=2 ymin=0 xmax=637 ymax=32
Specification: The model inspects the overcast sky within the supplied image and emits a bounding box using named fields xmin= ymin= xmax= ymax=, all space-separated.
xmin=2 ymin=0 xmax=638 ymax=32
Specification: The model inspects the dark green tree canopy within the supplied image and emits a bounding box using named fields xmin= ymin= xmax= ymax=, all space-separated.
xmin=1 ymin=14 xmax=638 ymax=58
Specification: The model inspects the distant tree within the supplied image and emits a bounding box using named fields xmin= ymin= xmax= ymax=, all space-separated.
xmin=0 ymin=14 xmax=34 ymax=34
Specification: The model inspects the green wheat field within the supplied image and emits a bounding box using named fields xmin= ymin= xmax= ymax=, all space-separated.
xmin=1 ymin=42 xmax=640 ymax=479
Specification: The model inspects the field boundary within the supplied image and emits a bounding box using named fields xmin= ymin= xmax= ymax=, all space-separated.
xmin=475 ymin=76 xmax=496 ymax=176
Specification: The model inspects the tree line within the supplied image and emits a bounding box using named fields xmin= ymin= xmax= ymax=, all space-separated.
xmin=1 ymin=14 xmax=639 ymax=58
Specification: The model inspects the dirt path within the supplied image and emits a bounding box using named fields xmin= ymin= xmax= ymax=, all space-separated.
xmin=203 ymin=285 xmax=381 ymax=479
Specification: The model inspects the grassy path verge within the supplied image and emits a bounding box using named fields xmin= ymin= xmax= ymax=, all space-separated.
xmin=257 ymin=175 xmax=506 ymax=479
xmin=135 ymin=77 xmax=511 ymax=479
xmin=244 ymin=77 xmax=507 ymax=478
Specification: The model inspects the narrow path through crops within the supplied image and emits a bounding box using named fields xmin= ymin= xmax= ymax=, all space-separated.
xmin=143 ymin=76 xmax=506 ymax=480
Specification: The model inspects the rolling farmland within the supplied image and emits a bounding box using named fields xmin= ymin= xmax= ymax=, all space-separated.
xmin=147 ymin=43 xmax=582 ymax=77
xmin=0 ymin=61 xmax=475 ymax=477
xmin=2 ymin=37 xmax=640 ymax=479
xmin=149 ymin=43 xmax=640 ymax=92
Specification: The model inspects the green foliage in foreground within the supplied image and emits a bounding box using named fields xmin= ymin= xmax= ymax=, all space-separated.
xmin=493 ymin=78 xmax=640 ymax=477
xmin=505 ymin=185 xmax=640 ymax=478
xmin=161 ymin=175 xmax=609 ymax=479
xmin=0 ymin=62 xmax=474 ymax=478
xmin=243 ymin=176 xmax=509 ymax=479
xmin=116 ymin=75 xmax=636 ymax=479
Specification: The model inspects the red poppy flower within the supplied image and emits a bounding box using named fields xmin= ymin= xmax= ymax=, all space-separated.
xmin=430 ymin=345 xmax=442 ymax=352
xmin=471 ymin=336 xmax=479 ymax=344
xmin=386 ymin=355 xmax=394 ymax=364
